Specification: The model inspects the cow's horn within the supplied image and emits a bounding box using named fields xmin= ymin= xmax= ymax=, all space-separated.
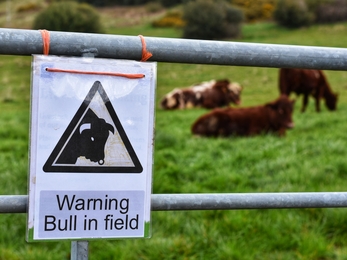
xmin=79 ymin=123 xmax=91 ymax=134
xmin=106 ymin=123 xmax=115 ymax=134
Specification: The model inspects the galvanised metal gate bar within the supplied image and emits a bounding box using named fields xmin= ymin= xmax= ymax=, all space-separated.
xmin=2 ymin=193 xmax=347 ymax=213
xmin=1 ymin=28 xmax=347 ymax=70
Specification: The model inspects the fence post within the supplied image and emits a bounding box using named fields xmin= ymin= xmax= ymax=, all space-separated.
xmin=71 ymin=241 xmax=88 ymax=260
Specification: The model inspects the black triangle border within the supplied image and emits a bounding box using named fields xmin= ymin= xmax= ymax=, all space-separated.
xmin=42 ymin=81 xmax=143 ymax=173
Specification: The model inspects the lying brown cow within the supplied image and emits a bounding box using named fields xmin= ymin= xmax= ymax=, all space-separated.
xmin=160 ymin=79 xmax=242 ymax=110
xmin=279 ymin=68 xmax=338 ymax=112
xmin=191 ymin=95 xmax=295 ymax=137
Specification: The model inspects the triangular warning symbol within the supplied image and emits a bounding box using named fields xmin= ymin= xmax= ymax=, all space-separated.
xmin=43 ymin=81 xmax=143 ymax=173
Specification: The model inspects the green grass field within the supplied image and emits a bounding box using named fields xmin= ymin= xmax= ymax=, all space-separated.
xmin=2 ymin=4 xmax=347 ymax=260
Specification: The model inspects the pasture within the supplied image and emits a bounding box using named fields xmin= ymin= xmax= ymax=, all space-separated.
xmin=2 ymin=5 xmax=347 ymax=259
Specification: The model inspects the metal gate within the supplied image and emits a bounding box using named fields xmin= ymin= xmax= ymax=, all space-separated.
xmin=1 ymin=28 xmax=347 ymax=259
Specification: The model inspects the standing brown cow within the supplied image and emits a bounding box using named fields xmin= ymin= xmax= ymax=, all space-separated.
xmin=191 ymin=95 xmax=295 ymax=137
xmin=279 ymin=68 xmax=338 ymax=112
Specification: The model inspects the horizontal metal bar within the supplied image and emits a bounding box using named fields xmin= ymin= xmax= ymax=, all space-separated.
xmin=1 ymin=193 xmax=347 ymax=213
xmin=151 ymin=193 xmax=347 ymax=210
xmin=0 ymin=195 xmax=27 ymax=213
xmin=1 ymin=28 xmax=347 ymax=70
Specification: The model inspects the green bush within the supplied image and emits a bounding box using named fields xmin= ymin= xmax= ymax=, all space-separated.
xmin=273 ymin=0 xmax=313 ymax=28
xmin=33 ymin=1 xmax=104 ymax=33
xmin=182 ymin=0 xmax=243 ymax=40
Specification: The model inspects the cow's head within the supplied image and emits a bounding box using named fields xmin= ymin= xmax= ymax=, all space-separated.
xmin=266 ymin=95 xmax=295 ymax=131
xmin=79 ymin=109 xmax=114 ymax=165
xmin=227 ymin=82 xmax=242 ymax=105
xmin=325 ymin=92 xmax=338 ymax=111
xmin=160 ymin=89 xmax=181 ymax=109
xmin=213 ymin=79 xmax=242 ymax=106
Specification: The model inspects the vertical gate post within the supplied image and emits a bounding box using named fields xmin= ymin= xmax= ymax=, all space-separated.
xmin=71 ymin=241 xmax=88 ymax=260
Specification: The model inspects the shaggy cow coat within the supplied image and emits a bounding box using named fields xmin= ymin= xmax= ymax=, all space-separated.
xmin=191 ymin=95 xmax=295 ymax=137
xmin=279 ymin=68 xmax=338 ymax=112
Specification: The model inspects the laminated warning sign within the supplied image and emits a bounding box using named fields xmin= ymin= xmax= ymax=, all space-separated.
xmin=27 ymin=55 xmax=156 ymax=241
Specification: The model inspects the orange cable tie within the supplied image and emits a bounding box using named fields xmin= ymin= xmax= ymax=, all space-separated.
xmin=46 ymin=68 xmax=145 ymax=79
xmin=138 ymin=35 xmax=153 ymax=62
xmin=39 ymin=29 xmax=50 ymax=55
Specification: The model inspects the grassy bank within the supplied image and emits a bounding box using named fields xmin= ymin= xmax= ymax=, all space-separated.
xmin=2 ymin=7 xmax=347 ymax=259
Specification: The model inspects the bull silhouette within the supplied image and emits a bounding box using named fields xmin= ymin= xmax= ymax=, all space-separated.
xmin=56 ymin=109 xmax=114 ymax=165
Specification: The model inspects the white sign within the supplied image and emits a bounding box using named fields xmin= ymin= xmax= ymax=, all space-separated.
xmin=27 ymin=55 xmax=156 ymax=241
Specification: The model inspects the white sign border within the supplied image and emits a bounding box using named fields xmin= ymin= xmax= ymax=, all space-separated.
xmin=27 ymin=55 xmax=156 ymax=241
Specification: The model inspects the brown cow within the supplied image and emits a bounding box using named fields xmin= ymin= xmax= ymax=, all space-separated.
xmin=160 ymin=79 xmax=242 ymax=110
xmin=279 ymin=68 xmax=338 ymax=112
xmin=191 ymin=95 xmax=295 ymax=137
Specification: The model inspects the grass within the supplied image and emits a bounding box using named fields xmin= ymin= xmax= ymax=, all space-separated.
xmin=2 ymin=3 xmax=347 ymax=260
